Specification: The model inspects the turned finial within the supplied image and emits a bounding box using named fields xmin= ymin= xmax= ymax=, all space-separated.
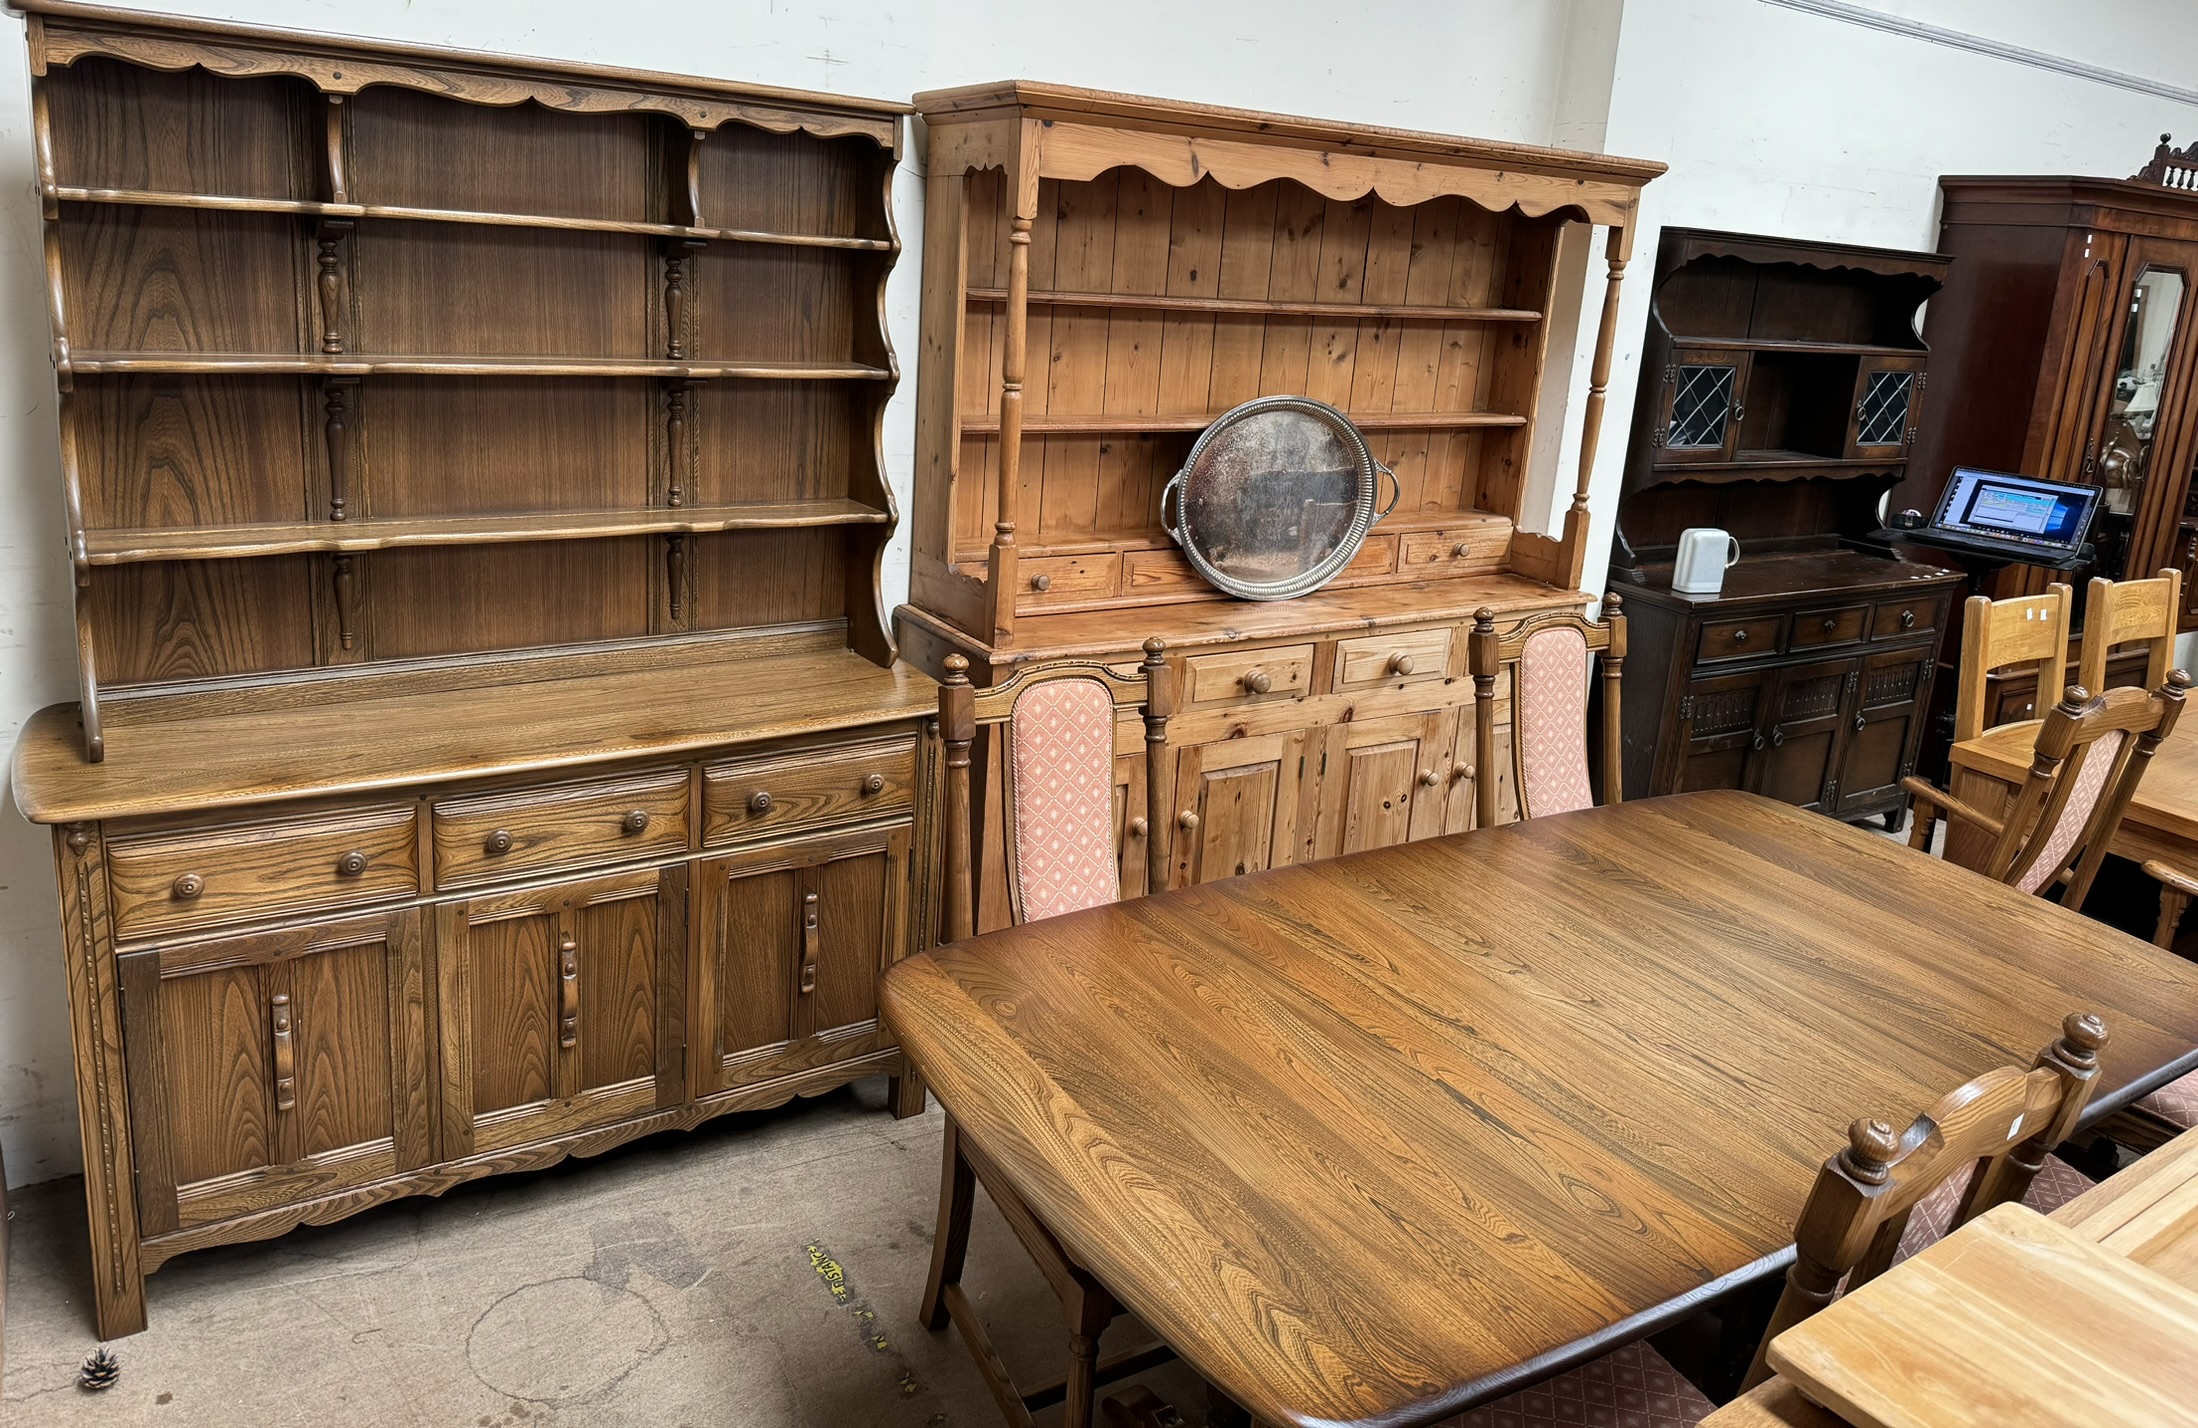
xmin=1473 ymin=606 xmax=1497 ymax=633
xmin=1841 ymin=1118 xmax=1898 ymax=1184
xmin=2169 ymin=669 xmax=2192 ymax=698
xmin=1602 ymin=590 xmax=1623 ymax=617
xmin=1142 ymin=635 xmax=1167 ymax=663
xmin=942 ymin=653 xmax=970 ymax=687
xmin=2059 ymin=1011 xmax=2108 ymax=1065
xmin=2057 ymin=684 xmax=2094 ymax=716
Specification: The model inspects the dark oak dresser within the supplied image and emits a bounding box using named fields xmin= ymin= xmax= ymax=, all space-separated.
xmin=1611 ymin=229 xmax=1961 ymax=822
xmin=8 ymin=2 xmax=934 ymax=1337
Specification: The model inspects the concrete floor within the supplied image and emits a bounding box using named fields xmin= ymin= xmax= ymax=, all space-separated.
xmin=0 ymin=1079 xmax=1209 ymax=1427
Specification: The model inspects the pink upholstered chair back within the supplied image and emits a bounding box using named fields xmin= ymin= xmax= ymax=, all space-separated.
xmin=1470 ymin=599 xmax=1625 ymax=826
xmin=936 ymin=642 xmax=1174 ymax=944
xmin=2012 ymin=729 xmax=2125 ymax=894
xmin=1007 ymin=677 xmax=1121 ymax=923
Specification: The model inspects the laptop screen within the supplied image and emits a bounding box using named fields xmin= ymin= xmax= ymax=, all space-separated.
xmin=1931 ymin=468 xmax=2101 ymax=553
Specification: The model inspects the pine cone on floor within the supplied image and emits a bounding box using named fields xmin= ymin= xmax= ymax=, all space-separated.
xmin=78 ymin=1345 xmax=120 ymax=1392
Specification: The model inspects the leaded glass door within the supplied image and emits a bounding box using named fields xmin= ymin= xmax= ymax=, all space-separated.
xmin=1847 ymin=355 xmax=1926 ymax=458
xmin=1653 ymin=346 xmax=1751 ymax=465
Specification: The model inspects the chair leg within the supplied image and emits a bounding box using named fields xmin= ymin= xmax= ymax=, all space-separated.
xmin=889 ymin=1064 xmax=928 ymax=1118
xmin=2156 ymin=883 xmax=2192 ymax=949
xmin=919 ymin=1115 xmax=976 ymax=1332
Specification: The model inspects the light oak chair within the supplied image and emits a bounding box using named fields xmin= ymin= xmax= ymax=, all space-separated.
xmin=1469 ymin=595 xmax=1625 ymax=827
xmin=1740 ymin=1012 xmax=2109 ymax=1390
xmin=2077 ymin=566 xmax=2182 ymax=697
xmin=1913 ymin=582 xmax=2073 ymax=849
xmin=1453 ymin=1015 xmax=2108 ymax=1424
xmin=922 ymin=640 xmax=1175 ymax=1428
xmin=1902 ymin=675 xmax=2189 ymax=904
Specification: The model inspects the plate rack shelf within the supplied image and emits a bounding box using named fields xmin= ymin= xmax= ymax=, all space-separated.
xmin=31 ymin=4 xmax=909 ymax=759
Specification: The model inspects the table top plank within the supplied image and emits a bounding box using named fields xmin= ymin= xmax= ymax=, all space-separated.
xmin=1767 ymin=1205 xmax=2198 ymax=1428
xmin=883 ymin=791 xmax=2198 ymax=1428
xmin=2051 ymin=1125 xmax=2198 ymax=1289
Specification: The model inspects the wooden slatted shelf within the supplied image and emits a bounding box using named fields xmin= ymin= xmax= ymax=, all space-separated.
xmin=82 ymin=499 xmax=891 ymax=564
xmin=956 ymin=410 xmax=1528 ymax=435
xmin=963 ymin=287 xmax=1543 ymax=322
xmin=69 ymin=352 xmax=893 ymax=380
xmin=49 ymin=185 xmax=894 ymax=251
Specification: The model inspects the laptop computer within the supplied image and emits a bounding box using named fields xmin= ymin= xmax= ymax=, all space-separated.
xmin=1895 ymin=467 xmax=2102 ymax=568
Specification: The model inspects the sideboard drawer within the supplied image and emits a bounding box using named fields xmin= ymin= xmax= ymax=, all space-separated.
xmin=432 ymin=769 xmax=689 ymax=889
xmin=1697 ymin=615 xmax=1786 ymax=663
xmin=1870 ymin=595 xmax=1939 ymax=641
xmin=703 ymin=734 xmax=917 ymax=846
xmin=108 ymin=806 xmax=419 ymax=941
xmin=1334 ymin=628 xmax=1452 ymax=691
xmin=1184 ymin=644 xmax=1313 ymax=704
xmin=1792 ymin=605 xmax=1868 ymax=649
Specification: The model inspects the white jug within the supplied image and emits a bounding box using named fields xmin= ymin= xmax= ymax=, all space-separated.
xmin=1673 ymin=528 xmax=1739 ymax=594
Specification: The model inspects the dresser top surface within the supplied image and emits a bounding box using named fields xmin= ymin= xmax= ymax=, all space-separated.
xmin=1619 ymin=548 xmax=1961 ymax=612
xmin=12 ymin=639 xmax=936 ymax=825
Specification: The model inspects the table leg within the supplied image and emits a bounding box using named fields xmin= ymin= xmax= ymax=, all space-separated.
xmin=919 ymin=1115 xmax=975 ymax=1332
xmin=2156 ymin=883 xmax=2192 ymax=949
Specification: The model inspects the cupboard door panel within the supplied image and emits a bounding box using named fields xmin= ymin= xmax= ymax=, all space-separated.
xmin=1168 ymin=731 xmax=1309 ymax=888
xmin=1114 ymin=748 xmax=1150 ymax=900
xmin=696 ymin=823 xmax=911 ymax=1096
xmin=1753 ymin=657 xmax=1853 ymax=813
xmin=1663 ymin=666 xmax=1772 ymax=795
xmin=1313 ymin=710 xmax=1454 ymax=857
xmin=121 ymin=910 xmax=427 ymax=1236
xmin=438 ymin=868 xmax=675 ymax=1157
xmin=1836 ymin=648 xmax=1937 ymax=816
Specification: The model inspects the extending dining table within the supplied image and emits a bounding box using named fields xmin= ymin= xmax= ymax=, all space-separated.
xmin=1946 ymin=711 xmax=2198 ymax=879
xmin=880 ymin=790 xmax=2198 ymax=1428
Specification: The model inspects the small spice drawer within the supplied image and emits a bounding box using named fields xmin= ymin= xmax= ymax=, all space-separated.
xmin=1183 ymin=644 xmax=1314 ymax=705
xmin=433 ymin=768 xmax=690 ymax=890
xmin=107 ymin=805 xmax=419 ymax=941
xmin=1017 ymin=553 xmax=1121 ymax=610
xmin=1697 ymin=615 xmax=1787 ymax=663
xmin=703 ymin=734 xmax=917 ymax=847
xmin=1871 ymin=595 xmax=1940 ymax=641
xmin=1792 ymin=605 xmax=1869 ymax=648
xmin=1334 ymin=628 xmax=1453 ymax=691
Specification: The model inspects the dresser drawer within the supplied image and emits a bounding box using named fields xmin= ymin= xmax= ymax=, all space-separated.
xmin=1871 ymin=595 xmax=1940 ymax=641
xmin=432 ymin=768 xmax=689 ymax=889
xmin=1183 ymin=644 xmax=1314 ymax=704
xmin=108 ymin=805 xmax=419 ymax=941
xmin=1792 ymin=605 xmax=1868 ymax=649
xmin=703 ymin=734 xmax=917 ymax=846
xmin=1017 ymin=553 xmax=1120 ymax=610
xmin=1697 ymin=615 xmax=1786 ymax=663
xmin=1334 ymin=628 xmax=1453 ymax=691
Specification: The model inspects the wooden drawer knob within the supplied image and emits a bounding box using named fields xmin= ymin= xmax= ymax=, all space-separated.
xmin=171 ymin=872 xmax=204 ymax=901
xmin=1128 ymin=817 xmax=1149 ymax=838
xmin=1733 ymin=628 xmax=1750 ymax=644
xmin=1178 ymin=810 xmax=1201 ymax=831
xmin=1821 ymin=617 xmax=1837 ymax=633
xmin=1031 ymin=574 xmax=1052 ymax=592
xmin=1452 ymin=542 xmax=1472 ymax=558
xmin=1900 ymin=609 xmax=1916 ymax=629
xmin=620 ymin=809 xmax=651 ymax=835
xmin=334 ymin=850 xmax=369 ymax=878
xmin=1453 ymin=763 xmax=1473 ymax=782
xmin=748 ymin=790 xmax=773 ymax=815
xmin=860 ymin=772 xmax=886 ymax=795
xmin=484 ymin=828 xmax=514 ymax=855
xmin=1389 ymin=652 xmax=1416 ymax=676
xmin=1242 ymin=669 xmax=1272 ymax=695
xmin=1419 ymin=769 xmax=1440 ymax=787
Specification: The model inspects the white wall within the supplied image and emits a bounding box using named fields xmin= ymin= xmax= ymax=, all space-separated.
xmin=1 ymin=0 xmax=2194 ymax=1185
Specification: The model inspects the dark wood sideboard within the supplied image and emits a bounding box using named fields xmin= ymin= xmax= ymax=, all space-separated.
xmin=7 ymin=2 xmax=934 ymax=1338
xmin=1611 ymin=229 xmax=1961 ymax=823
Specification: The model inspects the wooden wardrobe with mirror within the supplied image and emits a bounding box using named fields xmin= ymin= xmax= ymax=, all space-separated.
xmin=896 ymin=82 xmax=1661 ymax=929
xmin=8 ymin=2 xmax=933 ymax=1338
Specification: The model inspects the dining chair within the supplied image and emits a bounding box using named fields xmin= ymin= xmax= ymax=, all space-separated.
xmin=1449 ymin=1014 xmax=2108 ymax=1424
xmin=1901 ymin=675 xmax=2189 ymax=904
xmin=1469 ymin=595 xmax=1624 ymax=827
xmin=2076 ymin=567 xmax=2182 ymax=698
xmin=922 ymin=639 xmax=1175 ymax=1428
xmin=1912 ymin=582 xmax=2073 ymax=849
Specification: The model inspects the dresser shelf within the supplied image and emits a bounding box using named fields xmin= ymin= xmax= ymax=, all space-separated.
xmin=70 ymin=352 xmax=893 ymax=380
xmin=49 ymin=185 xmax=895 ymax=250
xmin=963 ymin=286 xmax=1543 ymax=323
xmin=957 ymin=409 xmax=1526 ymax=435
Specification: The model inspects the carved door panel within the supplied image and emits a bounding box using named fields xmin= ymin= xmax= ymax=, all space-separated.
xmin=1662 ymin=666 xmax=1774 ymax=794
xmin=1167 ymin=730 xmax=1310 ymax=888
xmin=437 ymin=866 xmax=685 ymax=1158
xmin=1834 ymin=648 xmax=1938 ymax=817
xmin=1751 ymin=657 xmax=1855 ymax=813
xmin=1113 ymin=748 xmax=1150 ymax=900
xmin=694 ymin=822 xmax=910 ymax=1096
xmin=1311 ymin=710 xmax=1457 ymax=858
xmin=119 ymin=909 xmax=431 ymax=1236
